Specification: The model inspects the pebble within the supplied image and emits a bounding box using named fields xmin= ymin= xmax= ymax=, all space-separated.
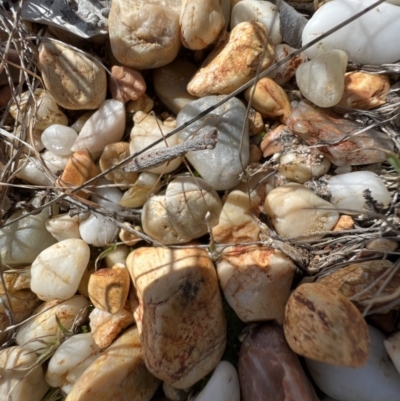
xmin=109 ymin=0 xmax=181 ymax=69
xmin=189 ymin=361 xmax=240 ymax=401
xmin=91 ymin=179 xmax=123 ymax=212
xmin=16 ymin=295 xmax=90 ymax=351
xmin=187 ymin=22 xmax=275 ymax=96
xmin=79 ymin=214 xmax=119 ymax=247
xmin=326 ymin=171 xmax=391 ymax=212
xmin=286 ymin=100 xmax=394 ymax=166
xmin=65 ymin=326 xmax=161 ymax=401
xmin=14 ymin=126 xmax=44 ymax=153
xmin=338 ymin=72 xmax=390 ymax=109
xmin=71 ymin=99 xmax=126 ymax=155
xmin=180 ymin=0 xmax=225 ymax=50
xmin=39 ymin=40 xmax=107 ymax=110
xmin=245 ymin=77 xmax=292 ymax=122
xmin=104 ymin=245 xmax=129 ymax=268
xmin=0 ymin=346 xmax=49 ymax=401
xmin=126 ymin=93 xmax=154 ymax=114
xmin=71 ymin=112 xmax=94 ymax=133
xmin=30 ymin=239 xmax=90 ymax=301
xmin=153 ymin=59 xmax=198 ymax=115
xmin=384 ymin=331 xmax=400 ymax=375
xmin=230 ymin=0 xmax=282 ymax=44
xmin=332 ymin=214 xmax=354 ymax=231
xmin=217 ymin=245 xmax=295 ymax=323
xmin=284 ymin=283 xmax=369 ymax=367
xmin=306 ymin=325 xmax=400 ymax=401
xmin=212 ymin=190 xmax=260 ymax=244
xmin=126 ymin=247 xmax=226 ymax=388
xmin=295 ymin=49 xmax=348 ymax=108
xmin=41 ymin=124 xmax=78 ymax=156
xmin=302 ymin=0 xmax=400 ymax=64
xmin=260 ymin=124 xmax=297 ymax=158
xmin=109 ymin=66 xmax=146 ymax=103
xmin=45 ymin=333 xmax=101 ymax=394
xmin=129 ymin=111 xmax=182 ymax=174
xmin=176 ymin=96 xmax=249 ymax=190
xmin=238 ymin=324 xmax=319 ymax=401
xmin=264 ymin=183 xmax=339 ymax=242
xmin=119 ymin=223 xmax=144 ymax=246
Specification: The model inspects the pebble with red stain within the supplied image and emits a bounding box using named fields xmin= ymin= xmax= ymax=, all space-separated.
xmin=109 ymin=66 xmax=146 ymax=103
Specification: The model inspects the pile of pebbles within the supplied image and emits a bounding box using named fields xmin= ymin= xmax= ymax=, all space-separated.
xmin=0 ymin=0 xmax=400 ymax=400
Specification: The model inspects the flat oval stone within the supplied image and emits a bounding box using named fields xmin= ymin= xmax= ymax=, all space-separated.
xmin=176 ymin=96 xmax=249 ymax=190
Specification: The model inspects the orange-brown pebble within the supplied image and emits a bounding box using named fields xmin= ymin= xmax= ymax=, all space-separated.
xmin=260 ymin=125 xmax=297 ymax=158
xmin=109 ymin=66 xmax=146 ymax=103
xmin=333 ymin=215 xmax=354 ymax=231
xmin=56 ymin=151 xmax=99 ymax=199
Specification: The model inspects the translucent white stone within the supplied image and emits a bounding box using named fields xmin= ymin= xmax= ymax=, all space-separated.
xmin=46 ymin=333 xmax=101 ymax=394
xmin=296 ymin=49 xmax=348 ymax=108
xmin=327 ymin=171 xmax=391 ymax=212
xmin=91 ymin=179 xmax=123 ymax=213
xmin=46 ymin=213 xmax=81 ymax=241
xmin=189 ymin=361 xmax=240 ymax=401
xmin=30 ymin=239 xmax=90 ymax=301
xmin=41 ymin=124 xmax=78 ymax=156
xmin=71 ymin=100 xmax=126 ymax=154
xmin=302 ymin=0 xmax=400 ymax=64
xmin=79 ymin=214 xmax=119 ymax=247
xmin=230 ymin=0 xmax=282 ymax=44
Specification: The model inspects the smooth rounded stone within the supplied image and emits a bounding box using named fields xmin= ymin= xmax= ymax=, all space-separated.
xmin=109 ymin=0 xmax=181 ymax=69
xmin=88 ymin=265 xmax=130 ymax=314
xmin=30 ymin=239 xmax=90 ymax=302
xmin=41 ymin=124 xmax=78 ymax=156
xmin=119 ymin=223 xmax=144 ymax=246
xmin=187 ymin=22 xmax=275 ymax=96
xmin=129 ymin=111 xmax=182 ymax=174
xmin=0 ymin=268 xmax=32 ymax=293
xmin=46 ymin=213 xmax=81 ymax=241
xmin=286 ymin=100 xmax=394 ymax=166
xmin=46 ymin=333 xmax=101 ymax=394
xmin=385 ymin=331 xmax=400 ymax=375
xmin=366 ymin=238 xmax=398 ymax=253
xmin=267 ymin=44 xmax=308 ymax=85
xmin=119 ymin=172 xmax=161 ymax=208
xmin=212 ymin=190 xmax=260 ymax=244
xmin=65 ymin=327 xmax=161 ymax=401
xmin=332 ymin=215 xmax=354 ymax=231
xmin=16 ymin=295 xmax=90 ymax=352
xmin=39 ymin=41 xmax=106 ymax=110
xmin=126 ymin=247 xmax=226 ymax=388
xmin=302 ymin=0 xmax=400 ymax=64
xmin=338 ymin=72 xmax=390 ymax=110
xmin=278 ymin=147 xmax=331 ymax=184
xmin=176 ymin=96 xmax=249 ymax=190
xmin=180 ymin=0 xmax=225 ymax=50
xmin=14 ymin=126 xmax=44 ymax=152
xmin=91 ymin=179 xmax=123 ymax=212
xmin=9 ymin=89 xmax=68 ymax=130
xmin=239 ymin=324 xmax=319 ymax=401
xmin=0 ymin=346 xmax=49 ymax=401
xmin=306 ymin=325 xmax=400 ymax=401
xmin=71 ymin=111 xmax=94 ymax=133
xmin=127 ymin=93 xmax=155 ymax=114
xmin=327 ymin=171 xmax=391 ymax=212
xmin=56 ymin=151 xmax=99 ymax=199
xmin=245 ymin=77 xmax=291 ymax=122
xmin=109 ymin=66 xmax=146 ymax=103
xmin=264 ymin=183 xmax=339 ymax=242
xmin=153 ymin=59 xmax=198 ymax=115
xmin=89 ymin=304 xmax=134 ymax=349
xmin=104 ymin=245 xmax=129 ymax=268
xmin=296 ymin=49 xmax=348 ymax=108
xmin=142 ymin=177 xmax=222 ymax=244
xmin=230 ymin=0 xmax=282 ymax=44
xmin=260 ymin=124 xmax=297 ymax=158
xmin=218 ymin=245 xmax=295 ymax=323
xmin=189 ymin=361 xmax=240 ymax=401
xmin=284 ymin=283 xmax=369 ymax=367
xmin=0 ymin=207 xmax=57 ymax=266
xmin=71 ymin=99 xmax=126 ymax=154
xmin=318 ymin=260 xmax=399 ymax=314
xmin=79 ymin=214 xmax=119 ymax=247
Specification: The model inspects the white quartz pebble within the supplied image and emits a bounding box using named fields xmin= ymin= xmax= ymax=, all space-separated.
xmin=79 ymin=214 xmax=119 ymax=247
xmin=91 ymin=179 xmax=123 ymax=213
xmin=71 ymin=100 xmax=126 ymax=155
xmin=384 ymin=331 xmax=400 ymax=376
xmin=30 ymin=239 xmax=90 ymax=301
xmin=41 ymin=124 xmax=78 ymax=156
xmin=302 ymin=0 xmax=400 ymax=64
xmin=46 ymin=213 xmax=81 ymax=241
xmin=306 ymin=325 xmax=400 ymax=401
xmin=46 ymin=333 xmax=101 ymax=394
xmin=327 ymin=171 xmax=391 ymax=212
xmin=189 ymin=361 xmax=240 ymax=401
xmin=296 ymin=50 xmax=348 ymax=108
xmin=231 ymin=0 xmax=282 ymax=44
xmin=16 ymin=296 xmax=90 ymax=352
